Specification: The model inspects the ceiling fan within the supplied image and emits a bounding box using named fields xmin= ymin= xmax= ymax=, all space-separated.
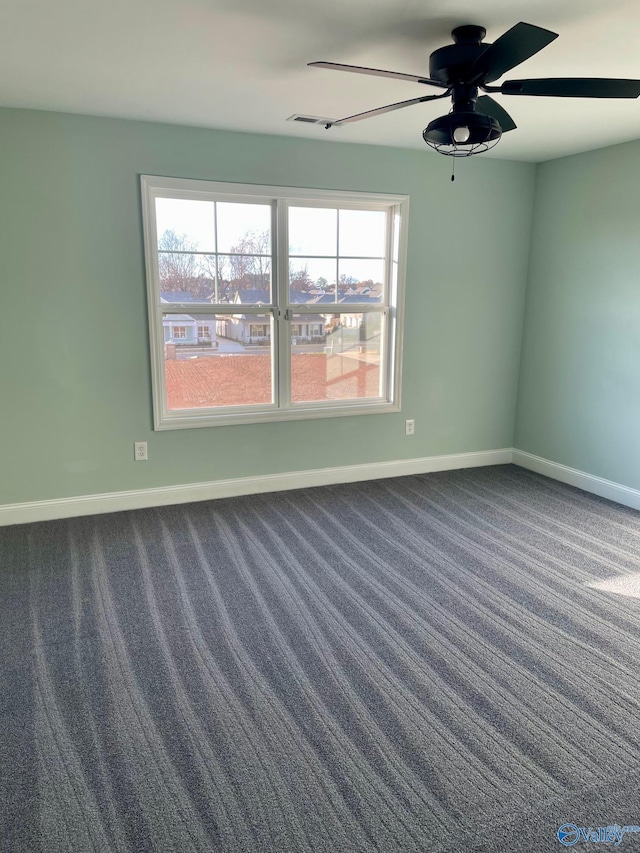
xmin=307 ymin=22 xmax=640 ymax=157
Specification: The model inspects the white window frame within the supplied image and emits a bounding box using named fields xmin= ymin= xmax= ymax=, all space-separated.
xmin=141 ymin=175 xmax=408 ymax=430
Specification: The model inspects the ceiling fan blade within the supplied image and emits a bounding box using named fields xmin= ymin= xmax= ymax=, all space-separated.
xmin=329 ymin=91 xmax=450 ymax=126
xmin=466 ymin=22 xmax=558 ymax=85
xmin=500 ymin=77 xmax=640 ymax=98
xmin=309 ymin=61 xmax=448 ymax=89
xmin=475 ymin=95 xmax=517 ymax=131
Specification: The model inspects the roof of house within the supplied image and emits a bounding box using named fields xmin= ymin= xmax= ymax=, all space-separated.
xmin=230 ymin=288 xmax=380 ymax=308
xmin=338 ymin=295 xmax=381 ymax=305
xmin=160 ymin=290 xmax=209 ymax=304
xmin=234 ymin=315 xmax=270 ymax=322
xmin=307 ymin=294 xmax=336 ymax=304
xmin=160 ymin=291 xmax=202 ymax=303
xmin=293 ymin=315 xmax=325 ymax=324
xmin=289 ymin=291 xmax=322 ymax=304
xmin=233 ymin=289 xmax=271 ymax=304
xmin=163 ymin=313 xmax=196 ymax=323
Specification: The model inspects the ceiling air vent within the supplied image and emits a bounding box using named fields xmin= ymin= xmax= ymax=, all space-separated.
xmin=287 ymin=114 xmax=337 ymax=127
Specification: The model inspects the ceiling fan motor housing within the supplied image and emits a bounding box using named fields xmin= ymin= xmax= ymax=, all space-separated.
xmin=429 ymin=25 xmax=490 ymax=86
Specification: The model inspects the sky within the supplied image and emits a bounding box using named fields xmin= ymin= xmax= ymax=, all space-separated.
xmin=155 ymin=198 xmax=387 ymax=285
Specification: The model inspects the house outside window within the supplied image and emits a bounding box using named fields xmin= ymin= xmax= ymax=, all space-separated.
xmin=249 ymin=324 xmax=269 ymax=340
xmin=141 ymin=175 xmax=408 ymax=429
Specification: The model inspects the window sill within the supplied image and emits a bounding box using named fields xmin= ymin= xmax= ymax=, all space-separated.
xmin=154 ymin=400 xmax=400 ymax=430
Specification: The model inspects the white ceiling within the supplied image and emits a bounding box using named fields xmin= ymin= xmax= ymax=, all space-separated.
xmin=1 ymin=0 xmax=639 ymax=161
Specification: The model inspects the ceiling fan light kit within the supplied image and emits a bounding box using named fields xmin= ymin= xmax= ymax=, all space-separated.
xmin=423 ymin=111 xmax=502 ymax=156
xmin=306 ymin=21 xmax=640 ymax=160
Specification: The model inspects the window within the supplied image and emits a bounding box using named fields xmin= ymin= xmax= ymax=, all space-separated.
xmin=141 ymin=176 xmax=408 ymax=429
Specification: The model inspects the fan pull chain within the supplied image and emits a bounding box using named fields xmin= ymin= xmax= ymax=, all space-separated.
xmin=451 ymin=158 xmax=455 ymax=182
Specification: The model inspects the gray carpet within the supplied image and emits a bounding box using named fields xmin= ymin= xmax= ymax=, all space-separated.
xmin=2 ymin=464 xmax=640 ymax=853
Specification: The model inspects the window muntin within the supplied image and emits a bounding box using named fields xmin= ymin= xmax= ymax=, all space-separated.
xmin=155 ymin=197 xmax=272 ymax=303
xmin=142 ymin=177 xmax=407 ymax=429
xmin=287 ymin=206 xmax=387 ymax=306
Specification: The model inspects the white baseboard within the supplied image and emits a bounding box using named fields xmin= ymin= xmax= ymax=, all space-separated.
xmin=0 ymin=448 xmax=513 ymax=527
xmin=6 ymin=448 xmax=637 ymax=527
xmin=512 ymin=449 xmax=640 ymax=511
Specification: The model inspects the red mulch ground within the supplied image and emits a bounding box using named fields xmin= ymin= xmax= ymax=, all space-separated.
xmin=165 ymin=353 xmax=380 ymax=409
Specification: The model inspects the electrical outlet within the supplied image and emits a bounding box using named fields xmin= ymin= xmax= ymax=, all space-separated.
xmin=134 ymin=441 xmax=148 ymax=461
xmin=405 ymin=419 xmax=415 ymax=436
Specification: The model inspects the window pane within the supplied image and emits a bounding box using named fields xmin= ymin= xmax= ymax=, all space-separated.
xmin=339 ymin=209 xmax=386 ymax=257
xmin=291 ymin=312 xmax=383 ymax=403
xmin=163 ymin=313 xmax=273 ymax=409
xmin=289 ymin=258 xmax=337 ymax=303
xmin=338 ymin=259 xmax=385 ymax=302
xmin=220 ymin=256 xmax=271 ymax=304
xmin=158 ymin=253 xmax=216 ymax=302
xmin=156 ymin=198 xmax=215 ymax=252
xmin=289 ymin=207 xmax=337 ymax=256
xmin=290 ymin=316 xmax=326 ymax=346
xmin=216 ymin=203 xmax=271 ymax=253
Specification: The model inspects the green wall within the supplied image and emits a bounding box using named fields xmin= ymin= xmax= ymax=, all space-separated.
xmin=515 ymin=139 xmax=640 ymax=489
xmin=0 ymin=108 xmax=535 ymax=505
